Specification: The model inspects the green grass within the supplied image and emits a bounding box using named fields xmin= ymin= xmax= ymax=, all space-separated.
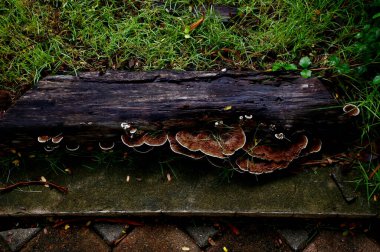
xmin=1 ymin=0 xmax=379 ymax=200
xmin=0 ymin=0 xmax=366 ymax=91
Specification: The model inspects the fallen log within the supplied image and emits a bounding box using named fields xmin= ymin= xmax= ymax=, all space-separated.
xmin=0 ymin=70 xmax=360 ymax=174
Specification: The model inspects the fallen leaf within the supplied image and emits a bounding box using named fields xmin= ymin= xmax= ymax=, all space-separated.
xmin=369 ymin=164 xmax=380 ymax=180
xmin=208 ymin=237 xmax=216 ymax=246
xmin=223 ymin=105 xmax=232 ymax=111
xmin=223 ymin=246 xmax=228 ymax=252
xmin=181 ymin=246 xmax=190 ymax=251
xmin=227 ymin=223 xmax=240 ymax=235
xmin=189 ymin=15 xmax=205 ymax=32
xmin=64 ymin=224 xmax=70 ymax=230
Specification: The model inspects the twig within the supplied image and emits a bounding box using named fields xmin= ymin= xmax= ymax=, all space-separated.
xmin=53 ymin=218 xmax=143 ymax=228
xmin=0 ymin=181 xmax=68 ymax=194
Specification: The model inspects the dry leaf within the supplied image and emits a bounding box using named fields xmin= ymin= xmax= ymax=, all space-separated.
xmin=64 ymin=224 xmax=70 ymax=230
xmin=208 ymin=237 xmax=216 ymax=246
xmin=181 ymin=247 xmax=190 ymax=251
xmin=223 ymin=105 xmax=232 ymax=111
xmin=189 ymin=15 xmax=205 ymax=32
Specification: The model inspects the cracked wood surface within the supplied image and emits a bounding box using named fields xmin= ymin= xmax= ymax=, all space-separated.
xmin=0 ymin=70 xmax=345 ymax=145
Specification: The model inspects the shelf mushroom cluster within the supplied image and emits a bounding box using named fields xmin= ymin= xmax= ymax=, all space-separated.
xmin=37 ymin=124 xmax=322 ymax=175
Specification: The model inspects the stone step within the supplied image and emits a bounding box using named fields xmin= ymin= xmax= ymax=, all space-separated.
xmin=0 ymin=155 xmax=378 ymax=218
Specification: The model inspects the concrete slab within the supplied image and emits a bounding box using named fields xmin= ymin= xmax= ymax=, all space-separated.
xmin=0 ymin=156 xmax=378 ymax=218
xmin=0 ymin=228 xmax=40 ymax=252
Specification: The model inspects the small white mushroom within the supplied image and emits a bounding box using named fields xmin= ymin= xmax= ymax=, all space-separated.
xmin=244 ymin=115 xmax=253 ymax=119
xmin=275 ymin=133 xmax=284 ymax=140
xmin=121 ymin=122 xmax=131 ymax=130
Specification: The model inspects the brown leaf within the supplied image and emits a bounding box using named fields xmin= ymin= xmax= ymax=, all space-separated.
xmin=369 ymin=163 xmax=380 ymax=180
xmin=189 ymin=15 xmax=205 ymax=32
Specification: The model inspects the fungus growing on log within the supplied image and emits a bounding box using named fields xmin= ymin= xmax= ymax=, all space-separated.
xmin=236 ymin=135 xmax=309 ymax=174
xmin=236 ymin=157 xmax=290 ymax=174
xmin=37 ymin=136 xmax=51 ymax=143
xmin=51 ymin=134 xmax=64 ymax=144
xmin=243 ymin=135 xmax=308 ymax=162
xmin=175 ymin=127 xmax=246 ymax=159
xmin=65 ymin=144 xmax=80 ymax=152
xmin=121 ymin=134 xmax=145 ymax=147
xmin=121 ymin=132 xmax=167 ymax=148
xmin=143 ymin=132 xmax=168 ymax=147
xmin=300 ymin=138 xmax=322 ymax=157
xmin=99 ymin=141 xmax=115 ymax=151
xmin=168 ymin=134 xmax=204 ymax=159
xmin=343 ymin=103 xmax=360 ymax=117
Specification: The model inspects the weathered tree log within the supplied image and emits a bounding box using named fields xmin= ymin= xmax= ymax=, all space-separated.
xmin=0 ymin=70 xmax=353 ymax=148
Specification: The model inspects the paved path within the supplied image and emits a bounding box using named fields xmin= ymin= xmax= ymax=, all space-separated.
xmin=1 ymin=218 xmax=379 ymax=251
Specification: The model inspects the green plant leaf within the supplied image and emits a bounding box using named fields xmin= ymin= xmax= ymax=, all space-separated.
xmin=284 ymin=63 xmax=297 ymax=70
xmin=373 ymin=75 xmax=380 ymax=85
xmin=337 ymin=63 xmax=350 ymax=74
xmin=372 ymin=12 xmax=380 ymax=19
xmin=299 ymin=56 xmax=312 ymax=68
xmin=272 ymin=62 xmax=284 ymax=71
xmin=300 ymin=69 xmax=312 ymax=78
xmin=329 ymin=55 xmax=340 ymax=66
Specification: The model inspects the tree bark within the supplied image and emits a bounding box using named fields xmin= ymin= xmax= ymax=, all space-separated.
xmin=0 ymin=70 xmax=354 ymax=147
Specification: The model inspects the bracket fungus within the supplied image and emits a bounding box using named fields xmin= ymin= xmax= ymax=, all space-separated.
xmin=243 ymin=135 xmax=308 ymax=162
xmin=121 ymin=131 xmax=167 ymax=148
xmin=168 ymin=134 xmax=204 ymax=160
xmin=237 ymin=135 xmax=309 ymax=174
xmin=37 ymin=136 xmax=51 ymax=143
xmin=236 ymin=157 xmax=290 ymax=174
xmin=51 ymin=134 xmax=64 ymax=144
xmin=65 ymin=144 xmax=80 ymax=152
xmin=343 ymin=104 xmax=360 ymax=117
xmin=175 ymin=126 xmax=246 ymax=159
xmin=99 ymin=141 xmax=115 ymax=151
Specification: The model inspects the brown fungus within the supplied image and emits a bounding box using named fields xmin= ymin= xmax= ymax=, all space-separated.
xmin=37 ymin=136 xmax=51 ymax=143
xmin=343 ymin=104 xmax=360 ymax=117
xmin=168 ymin=134 xmax=204 ymax=160
xmin=300 ymin=138 xmax=322 ymax=157
xmin=121 ymin=134 xmax=145 ymax=147
xmin=143 ymin=132 xmax=168 ymax=147
xmin=51 ymin=134 xmax=64 ymax=144
xmin=121 ymin=132 xmax=167 ymax=148
xmin=236 ymin=157 xmax=290 ymax=175
xmin=243 ymin=135 xmax=308 ymax=163
xmin=175 ymin=127 xmax=246 ymax=159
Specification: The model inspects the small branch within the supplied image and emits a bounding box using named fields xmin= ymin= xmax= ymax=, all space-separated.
xmin=53 ymin=218 xmax=143 ymax=228
xmin=0 ymin=181 xmax=68 ymax=194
